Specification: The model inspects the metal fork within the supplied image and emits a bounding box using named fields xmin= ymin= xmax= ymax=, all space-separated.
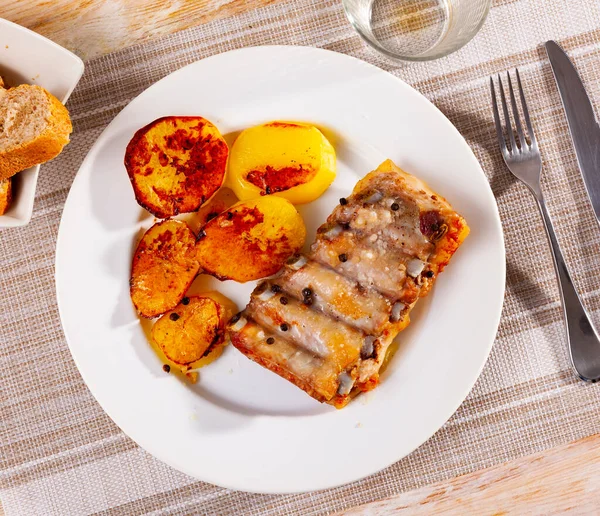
xmin=490 ymin=70 xmax=600 ymax=382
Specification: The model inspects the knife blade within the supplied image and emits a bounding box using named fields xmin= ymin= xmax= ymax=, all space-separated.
xmin=545 ymin=40 xmax=600 ymax=225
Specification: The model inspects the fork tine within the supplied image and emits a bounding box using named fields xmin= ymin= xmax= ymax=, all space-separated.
xmin=489 ymin=77 xmax=508 ymax=155
xmin=497 ymin=75 xmax=517 ymax=153
xmin=507 ymin=72 xmax=526 ymax=149
xmin=515 ymin=68 xmax=537 ymax=147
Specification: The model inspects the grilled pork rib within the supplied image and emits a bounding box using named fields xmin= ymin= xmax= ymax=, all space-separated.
xmin=229 ymin=160 xmax=470 ymax=407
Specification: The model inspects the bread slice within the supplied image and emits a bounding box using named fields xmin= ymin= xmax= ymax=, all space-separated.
xmin=0 ymin=178 xmax=12 ymax=215
xmin=0 ymin=84 xmax=72 ymax=180
xmin=0 ymin=77 xmax=11 ymax=215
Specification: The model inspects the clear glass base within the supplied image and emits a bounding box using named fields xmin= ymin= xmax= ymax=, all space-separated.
xmin=343 ymin=0 xmax=491 ymax=62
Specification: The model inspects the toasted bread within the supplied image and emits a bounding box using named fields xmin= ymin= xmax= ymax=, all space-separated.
xmin=0 ymin=178 xmax=12 ymax=215
xmin=0 ymin=78 xmax=11 ymax=215
xmin=0 ymin=84 xmax=72 ymax=180
xmin=124 ymin=116 xmax=228 ymax=218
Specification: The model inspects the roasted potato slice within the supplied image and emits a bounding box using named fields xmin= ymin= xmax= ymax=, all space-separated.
xmin=0 ymin=178 xmax=12 ymax=215
xmin=152 ymin=295 xmax=228 ymax=366
xmin=125 ymin=116 xmax=228 ymax=218
xmin=227 ymin=121 xmax=336 ymax=204
xmin=196 ymin=196 xmax=306 ymax=282
xmin=130 ymin=219 xmax=199 ymax=318
xmin=187 ymin=186 xmax=238 ymax=234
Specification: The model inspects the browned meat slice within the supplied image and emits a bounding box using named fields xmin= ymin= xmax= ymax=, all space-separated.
xmin=229 ymin=160 xmax=470 ymax=408
xmin=275 ymin=258 xmax=394 ymax=334
xmin=310 ymin=230 xmax=422 ymax=304
xmin=245 ymin=283 xmax=364 ymax=369
xmin=231 ymin=318 xmax=340 ymax=401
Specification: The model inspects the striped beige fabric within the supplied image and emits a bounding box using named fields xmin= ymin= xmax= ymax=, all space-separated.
xmin=2 ymin=0 xmax=600 ymax=514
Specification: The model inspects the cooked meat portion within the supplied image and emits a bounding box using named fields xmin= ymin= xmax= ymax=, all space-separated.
xmin=276 ymin=259 xmax=393 ymax=334
xmin=246 ymin=283 xmax=364 ymax=368
xmin=310 ymin=230 xmax=421 ymax=303
xmin=229 ymin=160 xmax=470 ymax=408
xmin=232 ymin=318 xmax=340 ymax=401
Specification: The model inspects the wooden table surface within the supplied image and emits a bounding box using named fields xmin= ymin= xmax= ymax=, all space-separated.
xmin=2 ymin=1 xmax=599 ymax=514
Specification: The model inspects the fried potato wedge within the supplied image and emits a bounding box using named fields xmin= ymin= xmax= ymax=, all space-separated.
xmin=152 ymin=296 xmax=227 ymax=366
xmin=0 ymin=178 xmax=12 ymax=215
xmin=227 ymin=121 xmax=336 ymax=204
xmin=125 ymin=116 xmax=228 ymax=218
xmin=130 ymin=220 xmax=199 ymax=318
xmin=196 ymin=196 xmax=306 ymax=282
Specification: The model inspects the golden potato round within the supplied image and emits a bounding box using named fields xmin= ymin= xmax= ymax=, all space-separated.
xmin=196 ymin=196 xmax=306 ymax=282
xmin=152 ymin=296 xmax=225 ymax=365
xmin=125 ymin=116 xmax=228 ymax=218
xmin=130 ymin=220 xmax=199 ymax=318
xmin=227 ymin=121 xmax=336 ymax=205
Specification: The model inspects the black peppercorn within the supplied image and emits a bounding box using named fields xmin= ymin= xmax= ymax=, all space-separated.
xmin=280 ymin=323 xmax=289 ymax=332
xmin=425 ymin=270 xmax=434 ymax=278
xmin=339 ymin=197 xmax=348 ymax=205
xmin=271 ymin=284 xmax=282 ymax=293
xmin=162 ymin=364 xmax=171 ymax=373
xmin=266 ymin=337 xmax=275 ymax=344
xmin=227 ymin=211 xmax=234 ymax=220
xmin=338 ymin=253 xmax=348 ymax=262
xmin=169 ymin=313 xmax=180 ymax=321
xmin=303 ymin=297 xmax=314 ymax=306
xmin=302 ymin=287 xmax=312 ymax=297
xmin=391 ymin=202 xmax=400 ymax=211
xmin=182 ymin=297 xmax=190 ymax=305
xmin=280 ymin=296 xmax=288 ymax=305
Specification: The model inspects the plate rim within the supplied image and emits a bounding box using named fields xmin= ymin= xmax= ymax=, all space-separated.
xmin=55 ymin=45 xmax=506 ymax=493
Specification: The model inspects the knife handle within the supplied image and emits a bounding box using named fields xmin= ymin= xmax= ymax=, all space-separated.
xmin=536 ymin=195 xmax=600 ymax=381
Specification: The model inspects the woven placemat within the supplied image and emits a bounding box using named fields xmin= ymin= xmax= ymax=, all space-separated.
xmin=2 ymin=0 xmax=600 ymax=514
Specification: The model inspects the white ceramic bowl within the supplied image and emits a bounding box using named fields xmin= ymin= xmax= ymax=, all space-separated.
xmin=0 ymin=18 xmax=84 ymax=228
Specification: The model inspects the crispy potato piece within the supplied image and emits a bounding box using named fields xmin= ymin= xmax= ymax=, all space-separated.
xmin=0 ymin=178 xmax=12 ymax=215
xmin=186 ymin=186 xmax=238 ymax=234
xmin=125 ymin=116 xmax=228 ymax=218
xmin=152 ymin=296 xmax=225 ymax=365
xmin=227 ymin=121 xmax=336 ymax=204
xmin=196 ymin=196 xmax=306 ymax=282
xmin=130 ymin=220 xmax=199 ymax=318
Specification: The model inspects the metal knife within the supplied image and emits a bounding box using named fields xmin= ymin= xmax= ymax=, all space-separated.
xmin=545 ymin=40 xmax=600 ymax=225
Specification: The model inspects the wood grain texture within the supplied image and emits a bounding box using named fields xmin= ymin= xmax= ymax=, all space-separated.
xmin=0 ymin=0 xmax=280 ymax=59
xmin=341 ymin=433 xmax=600 ymax=515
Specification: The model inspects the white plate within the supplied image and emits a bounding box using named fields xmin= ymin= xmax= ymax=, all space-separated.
xmin=0 ymin=18 xmax=84 ymax=228
xmin=55 ymin=46 xmax=505 ymax=493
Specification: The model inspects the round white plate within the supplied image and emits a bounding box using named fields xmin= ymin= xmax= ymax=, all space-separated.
xmin=56 ymin=46 xmax=505 ymax=494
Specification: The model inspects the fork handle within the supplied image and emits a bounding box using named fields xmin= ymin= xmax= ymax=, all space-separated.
xmin=536 ymin=195 xmax=600 ymax=381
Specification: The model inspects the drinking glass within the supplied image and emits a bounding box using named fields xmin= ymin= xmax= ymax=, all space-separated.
xmin=342 ymin=0 xmax=491 ymax=61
